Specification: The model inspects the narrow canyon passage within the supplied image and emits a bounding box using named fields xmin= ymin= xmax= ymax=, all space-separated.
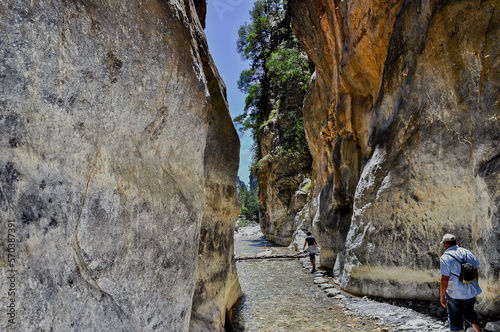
xmin=231 ymin=235 xmax=379 ymax=331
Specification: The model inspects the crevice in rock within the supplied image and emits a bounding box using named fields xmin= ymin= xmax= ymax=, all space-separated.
xmin=478 ymin=154 xmax=500 ymax=178
xmin=71 ymin=140 xmax=126 ymax=318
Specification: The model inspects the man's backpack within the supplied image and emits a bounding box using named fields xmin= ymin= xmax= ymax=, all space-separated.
xmin=446 ymin=252 xmax=476 ymax=284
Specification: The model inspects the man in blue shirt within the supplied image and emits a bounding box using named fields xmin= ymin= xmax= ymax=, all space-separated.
xmin=440 ymin=233 xmax=482 ymax=332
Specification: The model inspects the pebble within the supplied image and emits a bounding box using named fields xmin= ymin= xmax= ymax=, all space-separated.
xmin=318 ymin=283 xmax=335 ymax=290
xmin=313 ymin=277 xmax=329 ymax=284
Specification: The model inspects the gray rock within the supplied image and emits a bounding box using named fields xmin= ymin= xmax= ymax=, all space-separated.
xmin=403 ymin=318 xmax=429 ymax=328
xmin=486 ymin=321 xmax=500 ymax=332
xmin=0 ymin=0 xmax=241 ymax=331
xmin=326 ymin=288 xmax=341 ymax=297
xmin=319 ymin=283 xmax=335 ymax=290
xmin=314 ymin=277 xmax=329 ymax=284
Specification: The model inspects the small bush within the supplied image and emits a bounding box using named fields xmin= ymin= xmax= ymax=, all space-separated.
xmin=237 ymin=219 xmax=255 ymax=228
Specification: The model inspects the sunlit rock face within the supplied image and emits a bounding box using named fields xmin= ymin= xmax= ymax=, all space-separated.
xmin=0 ymin=0 xmax=240 ymax=331
xmin=289 ymin=0 xmax=499 ymax=315
xmin=289 ymin=0 xmax=404 ymax=271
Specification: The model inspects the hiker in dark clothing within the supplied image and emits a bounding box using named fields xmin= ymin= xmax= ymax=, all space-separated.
xmin=303 ymin=232 xmax=319 ymax=273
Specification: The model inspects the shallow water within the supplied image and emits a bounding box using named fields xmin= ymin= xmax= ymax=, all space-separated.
xmin=231 ymin=236 xmax=379 ymax=332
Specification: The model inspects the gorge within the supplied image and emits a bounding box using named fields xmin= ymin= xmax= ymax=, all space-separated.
xmin=0 ymin=0 xmax=499 ymax=331
xmin=239 ymin=0 xmax=499 ymax=318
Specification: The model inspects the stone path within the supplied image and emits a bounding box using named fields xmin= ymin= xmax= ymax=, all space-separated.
xmin=298 ymin=257 xmax=448 ymax=332
xmin=231 ymin=236 xmax=380 ymax=331
xmin=232 ymin=230 xmax=499 ymax=332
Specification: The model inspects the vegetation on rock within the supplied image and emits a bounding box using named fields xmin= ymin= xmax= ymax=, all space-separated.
xmin=234 ymin=0 xmax=311 ymax=176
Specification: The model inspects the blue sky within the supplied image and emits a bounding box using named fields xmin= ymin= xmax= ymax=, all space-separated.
xmin=205 ymin=0 xmax=256 ymax=184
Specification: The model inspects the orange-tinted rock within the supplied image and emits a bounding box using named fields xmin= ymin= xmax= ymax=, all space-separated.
xmin=289 ymin=0 xmax=499 ymax=315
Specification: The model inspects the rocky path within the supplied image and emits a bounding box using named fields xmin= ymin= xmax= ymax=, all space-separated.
xmin=231 ymin=233 xmax=380 ymax=331
xmin=298 ymin=257 xmax=448 ymax=332
xmin=231 ymin=229 xmax=452 ymax=331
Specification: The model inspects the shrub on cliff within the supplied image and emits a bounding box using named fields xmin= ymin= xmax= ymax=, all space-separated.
xmin=234 ymin=0 xmax=311 ymax=179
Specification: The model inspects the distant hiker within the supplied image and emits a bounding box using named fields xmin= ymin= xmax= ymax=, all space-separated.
xmin=440 ymin=233 xmax=482 ymax=332
xmin=303 ymin=232 xmax=318 ymax=273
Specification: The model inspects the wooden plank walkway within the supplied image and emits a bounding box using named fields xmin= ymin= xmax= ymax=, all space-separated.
xmin=235 ymin=253 xmax=307 ymax=261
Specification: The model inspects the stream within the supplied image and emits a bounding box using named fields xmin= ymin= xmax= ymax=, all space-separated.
xmin=230 ymin=234 xmax=380 ymax=331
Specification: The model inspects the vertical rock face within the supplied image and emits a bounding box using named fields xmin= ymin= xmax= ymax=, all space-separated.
xmin=289 ymin=0 xmax=499 ymax=315
xmin=250 ymin=13 xmax=314 ymax=247
xmin=0 ymin=0 xmax=240 ymax=331
xmin=189 ymin=11 xmax=242 ymax=329
xmin=289 ymin=0 xmax=405 ymax=270
xmin=258 ymin=80 xmax=313 ymax=246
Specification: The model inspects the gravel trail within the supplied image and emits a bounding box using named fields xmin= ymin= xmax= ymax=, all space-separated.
xmin=231 ymin=233 xmax=450 ymax=332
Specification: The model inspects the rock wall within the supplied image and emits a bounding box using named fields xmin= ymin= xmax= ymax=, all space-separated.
xmin=0 ymin=0 xmax=240 ymax=331
xmin=189 ymin=6 xmax=242 ymax=329
xmin=289 ymin=0 xmax=500 ymax=316
xmin=258 ymin=80 xmax=312 ymax=246
xmin=254 ymin=12 xmax=314 ymax=247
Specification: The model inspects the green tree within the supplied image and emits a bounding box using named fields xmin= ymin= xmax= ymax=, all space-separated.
xmin=235 ymin=0 xmax=311 ymax=169
xmin=266 ymin=45 xmax=310 ymax=92
xmin=234 ymin=0 xmax=285 ymax=134
xmin=237 ymin=176 xmax=260 ymax=221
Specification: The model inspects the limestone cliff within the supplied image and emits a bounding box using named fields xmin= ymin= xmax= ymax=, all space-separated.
xmin=289 ymin=0 xmax=499 ymax=315
xmin=246 ymin=10 xmax=313 ymax=246
xmin=0 ymin=0 xmax=240 ymax=331
xmin=258 ymin=79 xmax=313 ymax=246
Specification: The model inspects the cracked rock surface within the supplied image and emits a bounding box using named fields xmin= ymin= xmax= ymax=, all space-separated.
xmin=0 ymin=1 xmax=240 ymax=331
xmin=287 ymin=0 xmax=500 ymax=315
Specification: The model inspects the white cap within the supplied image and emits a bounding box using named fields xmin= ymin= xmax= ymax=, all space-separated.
xmin=440 ymin=233 xmax=456 ymax=244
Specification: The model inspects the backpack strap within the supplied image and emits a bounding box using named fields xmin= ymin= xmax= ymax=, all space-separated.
xmin=445 ymin=252 xmax=463 ymax=263
xmin=445 ymin=253 xmax=462 ymax=278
